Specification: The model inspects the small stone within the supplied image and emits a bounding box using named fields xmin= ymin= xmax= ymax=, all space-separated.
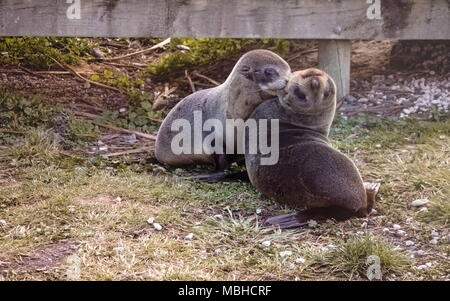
xmin=307 ymin=220 xmax=318 ymax=228
xmin=382 ymin=227 xmax=390 ymax=234
xmin=410 ymin=199 xmax=430 ymax=207
xmin=98 ymin=145 xmax=108 ymax=152
xmin=415 ymin=250 xmax=426 ymax=257
xmin=83 ymin=81 xmax=91 ymax=89
xmin=214 ymin=248 xmax=222 ymax=255
xmin=392 ymin=224 xmax=402 ymax=230
xmin=213 ymin=214 xmax=224 ymax=219
xmin=361 ymin=221 xmax=368 ymax=228
xmin=153 ymin=223 xmax=163 ymax=231
xmin=153 ymin=166 xmax=167 ymax=174
xmin=295 ymin=257 xmax=306 ymax=264
xmin=113 ymin=246 xmax=125 ymax=253
xmin=359 ymin=97 xmax=369 ymax=103
xmin=279 ymin=251 xmax=293 ymax=258
xmin=261 ymin=240 xmax=271 ymax=248
xmin=395 ymin=230 xmax=406 ymax=237
xmin=147 ymin=217 xmax=155 ymax=224
xmin=429 ymin=238 xmax=438 ymax=245
xmin=416 ymin=264 xmax=428 ymax=270
xmin=92 ymin=48 xmax=106 ymax=58
xmin=431 ymin=230 xmax=439 ymax=237
xmin=405 ymin=240 xmax=415 ymax=247
xmin=185 ymin=233 xmax=194 ymax=240
xmin=114 ymin=197 xmax=123 ymax=203
xmin=119 ymin=107 xmax=127 ymax=113
xmin=418 ymin=207 xmax=429 ymax=213
xmin=256 ymin=208 xmax=263 ymax=215
xmin=0 ymin=219 xmax=7 ymax=227
xmin=375 ymin=144 xmax=382 ymax=148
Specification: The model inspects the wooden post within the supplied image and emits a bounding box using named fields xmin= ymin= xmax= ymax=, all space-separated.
xmin=318 ymin=40 xmax=351 ymax=102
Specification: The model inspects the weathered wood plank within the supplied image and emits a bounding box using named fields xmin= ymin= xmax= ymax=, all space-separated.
xmin=1 ymin=0 xmax=449 ymax=39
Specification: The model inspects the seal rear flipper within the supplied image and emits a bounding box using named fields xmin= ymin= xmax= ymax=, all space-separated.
xmin=265 ymin=213 xmax=309 ymax=229
xmin=363 ymin=182 xmax=381 ymax=212
xmin=266 ymin=206 xmax=361 ymax=229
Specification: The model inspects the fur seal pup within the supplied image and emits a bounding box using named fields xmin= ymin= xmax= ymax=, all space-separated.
xmin=244 ymin=68 xmax=378 ymax=228
xmin=155 ymin=49 xmax=291 ymax=178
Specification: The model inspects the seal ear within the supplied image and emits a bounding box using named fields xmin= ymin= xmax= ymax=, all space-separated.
xmin=323 ymin=78 xmax=335 ymax=98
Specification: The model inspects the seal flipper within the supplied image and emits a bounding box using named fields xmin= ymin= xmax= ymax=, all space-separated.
xmin=266 ymin=206 xmax=361 ymax=229
xmin=187 ymin=154 xmax=250 ymax=183
xmin=364 ymin=182 xmax=380 ymax=212
xmin=265 ymin=212 xmax=309 ymax=229
xmin=189 ymin=170 xmax=250 ymax=183
xmin=186 ymin=154 xmax=229 ymax=182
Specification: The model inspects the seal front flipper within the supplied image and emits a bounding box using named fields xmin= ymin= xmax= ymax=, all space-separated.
xmin=189 ymin=171 xmax=250 ymax=183
xmin=188 ymin=171 xmax=227 ymax=183
xmin=186 ymin=154 xmax=229 ymax=182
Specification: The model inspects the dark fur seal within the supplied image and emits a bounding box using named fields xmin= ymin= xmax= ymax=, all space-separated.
xmin=244 ymin=68 xmax=377 ymax=228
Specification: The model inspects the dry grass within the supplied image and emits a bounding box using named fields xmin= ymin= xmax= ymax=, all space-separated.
xmin=1 ymin=114 xmax=449 ymax=281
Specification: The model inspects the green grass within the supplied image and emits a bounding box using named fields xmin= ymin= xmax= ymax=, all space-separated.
xmin=317 ymin=234 xmax=410 ymax=280
xmin=420 ymin=198 xmax=450 ymax=225
xmin=1 ymin=92 xmax=449 ymax=280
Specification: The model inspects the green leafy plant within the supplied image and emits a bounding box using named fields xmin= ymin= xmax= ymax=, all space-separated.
xmin=147 ymin=38 xmax=291 ymax=80
xmin=0 ymin=91 xmax=61 ymax=130
xmin=0 ymin=37 xmax=93 ymax=68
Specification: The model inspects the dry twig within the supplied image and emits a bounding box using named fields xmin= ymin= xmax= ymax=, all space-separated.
xmin=92 ymin=38 xmax=171 ymax=62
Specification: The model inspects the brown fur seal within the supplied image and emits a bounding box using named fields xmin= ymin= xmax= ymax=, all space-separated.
xmin=155 ymin=49 xmax=291 ymax=176
xmin=244 ymin=68 xmax=377 ymax=228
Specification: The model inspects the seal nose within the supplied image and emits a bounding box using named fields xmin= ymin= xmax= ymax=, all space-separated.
xmin=264 ymin=67 xmax=278 ymax=78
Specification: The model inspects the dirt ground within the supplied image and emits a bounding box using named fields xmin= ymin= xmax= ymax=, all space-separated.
xmin=0 ymin=39 xmax=449 ymax=281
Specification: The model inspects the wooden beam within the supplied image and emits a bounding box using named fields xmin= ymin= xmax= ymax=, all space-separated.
xmin=0 ymin=0 xmax=449 ymax=39
xmin=318 ymin=40 xmax=351 ymax=103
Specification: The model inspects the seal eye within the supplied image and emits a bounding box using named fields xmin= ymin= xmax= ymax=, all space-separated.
xmin=324 ymin=91 xmax=330 ymax=99
xmin=294 ymin=86 xmax=307 ymax=101
xmin=241 ymin=65 xmax=251 ymax=73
